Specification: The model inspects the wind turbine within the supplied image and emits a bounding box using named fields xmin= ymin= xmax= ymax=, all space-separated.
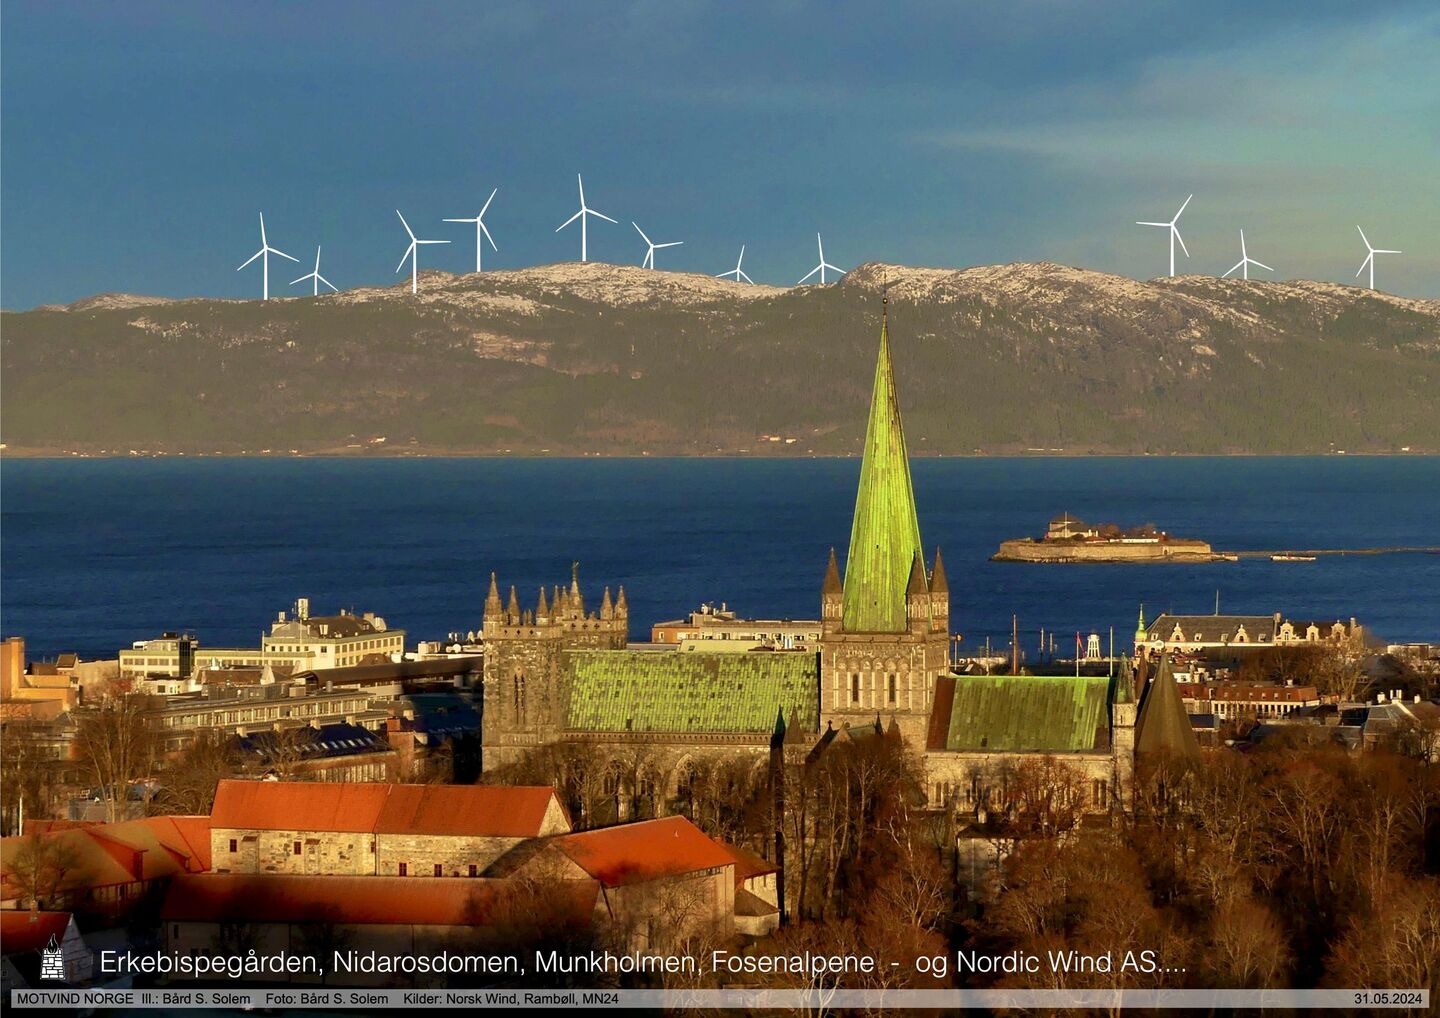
xmin=632 ymin=222 xmax=682 ymax=269
xmin=554 ymin=175 xmax=616 ymax=262
xmin=1136 ymin=194 xmax=1192 ymax=277
xmin=1222 ymin=230 xmax=1273 ymax=281
xmin=716 ymin=245 xmax=754 ymax=283
xmin=797 ymin=234 xmax=844 ymax=285
xmin=236 ymin=213 xmax=298 ymax=300
xmin=289 ymin=246 xmax=338 ymax=296
xmin=394 ymin=209 xmax=449 ymax=294
xmin=444 ymin=188 xmax=498 ymax=272
xmin=1355 ymin=226 xmax=1400 ymax=291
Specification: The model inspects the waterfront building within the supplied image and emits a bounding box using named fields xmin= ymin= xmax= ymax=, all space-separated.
xmin=1136 ymin=610 xmax=1365 ymax=655
xmin=651 ymin=603 xmax=823 ymax=652
xmin=118 ymin=601 xmax=405 ymax=680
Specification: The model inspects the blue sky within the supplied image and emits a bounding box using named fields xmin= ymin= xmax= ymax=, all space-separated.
xmin=3 ymin=0 xmax=1437 ymax=307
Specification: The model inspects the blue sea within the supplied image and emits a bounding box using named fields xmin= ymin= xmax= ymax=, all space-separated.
xmin=1 ymin=457 xmax=1437 ymax=661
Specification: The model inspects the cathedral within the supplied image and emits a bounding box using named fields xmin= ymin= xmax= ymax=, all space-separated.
xmin=479 ymin=299 xmax=1190 ymax=811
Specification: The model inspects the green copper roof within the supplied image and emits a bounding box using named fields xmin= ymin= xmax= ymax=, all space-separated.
xmin=842 ymin=312 xmax=924 ymax=633
xmin=565 ymin=651 xmax=820 ymax=735
xmin=943 ymin=674 xmax=1111 ymax=752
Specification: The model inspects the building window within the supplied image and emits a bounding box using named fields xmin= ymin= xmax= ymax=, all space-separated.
xmin=398 ymin=862 xmax=408 ymax=876
xmin=292 ymin=841 xmax=301 ymax=855
xmin=468 ymin=864 xmax=478 ymax=878
xmin=434 ymin=863 xmax=443 ymax=877
xmin=229 ymin=839 xmax=237 ymax=853
xmin=1092 ymin=779 xmax=1108 ymax=808
xmin=888 ymin=674 xmax=897 ymax=704
xmin=851 ymin=674 xmax=860 ymax=703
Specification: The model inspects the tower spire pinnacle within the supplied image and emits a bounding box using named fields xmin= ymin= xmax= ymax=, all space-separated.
xmin=841 ymin=298 xmax=923 ymax=632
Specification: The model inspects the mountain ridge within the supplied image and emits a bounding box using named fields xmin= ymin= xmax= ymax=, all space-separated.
xmin=3 ymin=261 xmax=1437 ymax=456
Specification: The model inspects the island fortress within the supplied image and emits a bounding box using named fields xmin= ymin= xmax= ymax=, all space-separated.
xmin=479 ymin=300 xmax=1188 ymax=809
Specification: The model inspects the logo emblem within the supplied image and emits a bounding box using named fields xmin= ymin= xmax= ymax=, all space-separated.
xmin=40 ymin=934 xmax=65 ymax=982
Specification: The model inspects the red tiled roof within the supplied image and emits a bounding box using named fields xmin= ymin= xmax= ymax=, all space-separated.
xmin=0 ymin=911 xmax=72 ymax=955
xmin=210 ymin=780 xmax=562 ymax=838
xmin=927 ymin=676 xmax=957 ymax=751
xmin=554 ymin=816 xmax=735 ymax=887
xmin=0 ymin=816 xmax=210 ymax=901
xmin=715 ymin=840 xmax=778 ymax=888
xmin=160 ymin=873 xmax=598 ymax=928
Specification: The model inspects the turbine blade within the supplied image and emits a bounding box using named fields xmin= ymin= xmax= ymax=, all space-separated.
xmin=443 ymin=218 xmax=475 ymax=223
xmin=1136 ymin=222 xmax=1167 ymax=227
xmin=1252 ymin=260 xmax=1274 ymax=272
xmin=259 ymin=212 xmax=267 ymax=245
xmin=397 ymin=244 xmax=415 ymax=274
xmin=632 ymin=222 xmax=650 ymax=245
xmin=591 ymin=210 xmax=618 ymax=224
xmin=577 ymin=174 xmax=585 ymax=206
xmin=270 ymin=247 xmax=299 ymax=263
xmin=1374 ymin=249 xmax=1401 ymax=255
xmin=656 ymin=241 xmax=683 ymax=249
xmin=798 ymin=265 xmax=821 ymax=284
xmin=1356 ymin=225 xmax=1370 ymax=250
xmin=1173 ymin=194 xmax=1193 ymax=221
xmin=480 ymin=220 xmax=497 ymax=250
xmin=289 ymin=272 xmax=312 ymax=285
xmin=237 ymin=249 xmax=263 ymax=270
xmin=396 ymin=210 xmax=416 ymax=240
xmin=318 ymin=274 xmax=337 ymax=291
xmin=1174 ymin=229 xmax=1189 ymax=258
xmin=479 ymin=187 xmax=497 ymax=218
xmin=739 ymin=270 xmax=753 ymax=284
xmin=1222 ymin=261 xmax=1243 ymax=278
xmin=417 ymin=239 xmax=450 ymax=245
xmin=1355 ymin=255 xmax=1371 ymax=278
xmin=556 ymin=209 xmax=583 ymax=231
xmin=823 ymin=261 xmax=842 ymax=273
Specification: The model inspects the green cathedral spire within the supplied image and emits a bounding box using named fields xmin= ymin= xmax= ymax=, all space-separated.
xmin=842 ymin=300 xmax=924 ymax=632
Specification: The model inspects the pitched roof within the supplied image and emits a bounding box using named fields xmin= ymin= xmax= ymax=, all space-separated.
xmin=565 ymin=650 xmax=820 ymax=735
xmin=0 ymin=816 xmax=210 ymax=900
xmin=1148 ymin=614 xmax=1277 ymax=643
xmin=159 ymin=873 xmax=598 ymax=928
xmin=0 ymin=911 xmax=73 ymax=956
xmin=842 ymin=309 xmax=924 ymax=633
xmin=936 ymin=674 xmax=1111 ymax=753
xmin=1136 ymin=655 xmax=1202 ymax=760
xmin=715 ymin=840 xmax=778 ymax=888
xmin=209 ymin=780 xmax=563 ymax=838
xmin=552 ymin=816 xmax=736 ymax=887
xmin=822 ymin=548 xmax=842 ymax=595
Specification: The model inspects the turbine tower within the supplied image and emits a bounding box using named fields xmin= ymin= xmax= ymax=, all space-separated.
xmin=1355 ymin=226 xmax=1400 ymax=291
xmin=236 ymin=213 xmax=298 ymax=300
xmin=797 ymin=234 xmax=844 ymax=285
xmin=1136 ymin=194 xmax=1192 ymax=277
xmin=716 ymin=245 xmax=754 ymax=283
xmin=555 ymin=175 xmax=616 ymax=262
xmin=632 ymin=222 xmax=682 ymax=269
xmin=290 ymin=246 xmax=338 ymax=296
xmin=444 ymin=188 xmax=498 ymax=272
xmin=1222 ymin=230 xmax=1273 ymax=281
xmin=395 ymin=209 xmax=449 ymax=295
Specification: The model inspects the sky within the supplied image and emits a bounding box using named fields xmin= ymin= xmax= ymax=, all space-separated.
xmin=3 ymin=0 xmax=1437 ymax=308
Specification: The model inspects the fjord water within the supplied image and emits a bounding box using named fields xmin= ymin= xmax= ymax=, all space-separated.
xmin=2 ymin=456 xmax=1437 ymax=660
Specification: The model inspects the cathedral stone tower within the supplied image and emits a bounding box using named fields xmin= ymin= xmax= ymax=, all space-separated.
xmin=480 ymin=563 xmax=628 ymax=769
xmin=819 ymin=299 xmax=950 ymax=747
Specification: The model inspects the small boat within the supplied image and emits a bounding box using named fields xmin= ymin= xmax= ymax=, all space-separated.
xmin=1271 ymin=553 xmax=1317 ymax=562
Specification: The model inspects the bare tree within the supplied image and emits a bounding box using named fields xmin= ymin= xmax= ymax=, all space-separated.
xmin=74 ymin=686 xmax=159 ymax=823
xmin=5 ymin=832 xmax=87 ymax=910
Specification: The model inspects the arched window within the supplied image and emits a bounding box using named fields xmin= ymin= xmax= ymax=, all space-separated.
xmin=851 ymin=674 xmax=860 ymax=704
xmin=888 ymin=674 xmax=898 ymax=704
xmin=513 ymin=673 xmax=526 ymax=723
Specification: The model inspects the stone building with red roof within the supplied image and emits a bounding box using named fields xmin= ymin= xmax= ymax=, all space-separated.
xmin=208 ymin=779 xmax=570 ymax=878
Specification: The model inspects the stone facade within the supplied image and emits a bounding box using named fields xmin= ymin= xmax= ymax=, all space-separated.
xmin=211 ymin=828 xmax=539 ymax=879
xmin=480 ymin=566 xmax=628 ymax=771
